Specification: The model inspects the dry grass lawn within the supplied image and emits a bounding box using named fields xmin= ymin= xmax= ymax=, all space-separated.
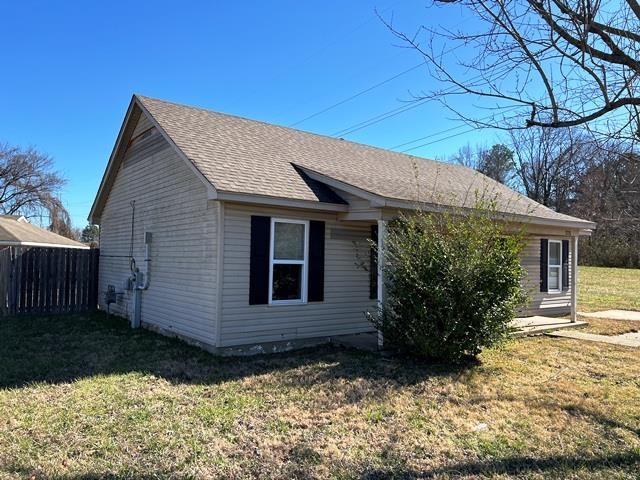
xmin=579 ymin=316 xmax=640 ymax=336
xmin=579 ymin=266 xmax=640 ymax=312
xmin=1 ymin=313 xmax=639 ymax=479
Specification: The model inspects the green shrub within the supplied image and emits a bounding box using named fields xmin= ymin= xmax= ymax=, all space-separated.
xmin=370 ymin=203 xmax=526 ymax=361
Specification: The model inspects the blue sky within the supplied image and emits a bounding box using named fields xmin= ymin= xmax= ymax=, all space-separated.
xmin=0 ymin=0 xmax=502 ymax=227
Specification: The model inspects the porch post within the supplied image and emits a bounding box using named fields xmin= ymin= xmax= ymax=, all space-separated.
xmin=377 ymin=219 xmax=386 ymax=348
xmin=571 ymin=235 xmax=578 ymax=322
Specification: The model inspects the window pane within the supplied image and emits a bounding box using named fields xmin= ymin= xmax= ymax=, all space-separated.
xmin=549 ymin=242 xmax=561 ymax=265
xmin=274 ymin=222 xmax=304 ymax=260
xmin=549 ymin=266 xmax=560 ymax=290
xmin=272 ymin=264 xmax=302 ymax=301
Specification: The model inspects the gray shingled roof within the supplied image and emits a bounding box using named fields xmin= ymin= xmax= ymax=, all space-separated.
xmin=0 ymin=216 xmax=88 ymax=248
xmin=136 ymin=95 xmax=594 ymax=228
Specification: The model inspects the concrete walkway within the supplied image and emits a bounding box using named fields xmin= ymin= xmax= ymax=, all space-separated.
xmin=578 ymin=309 xmax=640 ymax=321
xmin=547 ymin=329 xmax=640 ymax=348
xmin=511 ymin=316 xmax=587 ymax=336
xmin=334 ymin=313 xmax=640 ymax=351
xmin=332 ymin=317 xmax=589 ymax=351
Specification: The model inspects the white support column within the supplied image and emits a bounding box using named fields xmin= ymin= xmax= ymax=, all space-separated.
xmin=571 ymin=235 xmax=579 ymax=322
xmin=377 ymin=219 xmax=386 ymax=349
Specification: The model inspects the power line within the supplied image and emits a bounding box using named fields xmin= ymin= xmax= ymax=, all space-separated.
xmin=389 ymin=105 xmax=522 ymax=150
xmin=398 ymin=126 xmax=481 ymax=152
xmin=288 ymin=61 xmax=427 ymax=127
xmin=397 ymin=109 xmax=633 ymax=155
xmin=329 ymin=60 xmax=517 ymax=139
xmin=332 ymin=98 xmax=430 ymax=137
xmin=288 ymin=20 xmax=484 ymax=130
xmin=400 ymin=126 xmax=482 ymax=153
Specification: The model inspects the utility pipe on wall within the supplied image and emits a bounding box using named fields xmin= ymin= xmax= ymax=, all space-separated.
xmin=131 ymin=233 xmax=152 ymax=329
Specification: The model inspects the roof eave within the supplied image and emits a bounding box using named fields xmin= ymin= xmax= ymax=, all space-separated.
xmin=296 ymin=165 xmax=597 ymax=232
xmin=0 ymin=240 xmax=90 ymax=250
xmin=88 ymin=96 xmax=139 ymax=224
xmin=217 ymin=191 xmax=349 ymax=212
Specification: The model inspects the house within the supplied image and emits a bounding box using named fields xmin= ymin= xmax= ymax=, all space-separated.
xmin=89 ymin=95 xmax=595 ymax=354
xmin=0 ymin=215 xmax=88 ymax=249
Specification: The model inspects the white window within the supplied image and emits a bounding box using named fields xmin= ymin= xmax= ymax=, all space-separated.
xmin=269 ymin=218 xmax=309 ymax=304
xmin=548 ymin=240 xmax=562 ymax=293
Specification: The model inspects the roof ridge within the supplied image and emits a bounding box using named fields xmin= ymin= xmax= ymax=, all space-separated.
xmin=134 ymin=94 xmax=465 ymax=171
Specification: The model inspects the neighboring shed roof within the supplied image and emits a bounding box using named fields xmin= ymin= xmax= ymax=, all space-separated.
xmin=90 ymin=94 xmax=595 ymax=229
xmin=0 ymin=216 xmax=88 ymax=249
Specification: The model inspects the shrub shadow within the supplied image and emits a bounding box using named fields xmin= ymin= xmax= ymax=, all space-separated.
xmin=0 ymin=313 xmax=469 ymax=393
xmin=4 ymin=450 xmax=638 ymax=479
xmin=361 ymin=450 xmax=640 ymax=479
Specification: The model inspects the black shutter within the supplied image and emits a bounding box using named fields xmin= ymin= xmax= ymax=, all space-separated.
xmin=540 ymin=239 xmax=548 ymax=292
xmin=308 ymin=221 xmax=325 ymax=302
xmin=249 ymin=216 xmax=270 ymax=305
xmin=370 ymin=225 xmax=378 ymax=300
xmin=562 ymin=239 xmax=569 ymax=291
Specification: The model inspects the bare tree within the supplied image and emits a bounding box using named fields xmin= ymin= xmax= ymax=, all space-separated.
xmin=451 ymin=143 xmax=483 ymax=169
xmin=574 ymin=146 xmax=640 ymax=266
xmin=49 ymin=203 xmax=75 ymax=239
xmin=509 ymin=127 xmax=590 ymax=211
xmin=451 ymin=142 xmax=515 ymax=184
xmin=574 ymin=147 xmax=640 ymax=222
xmin=382 ymin=1 xmax=640 ymax=138
xmin=0 ymin=143 xmax=72 ymax=236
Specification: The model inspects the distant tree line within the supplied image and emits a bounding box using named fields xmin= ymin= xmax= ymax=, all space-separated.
xmin=379 ymin=0 xmax=640 ymax=267
xmin=450 ymin=132 xmax=640 ymax=268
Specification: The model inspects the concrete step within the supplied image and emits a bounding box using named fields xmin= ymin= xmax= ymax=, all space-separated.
xmin=512 ymin=318 xmax=588 ymax=337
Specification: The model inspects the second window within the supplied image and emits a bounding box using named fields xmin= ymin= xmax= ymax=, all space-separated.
xmin=548 ymin=240 xmax=562 ymax=292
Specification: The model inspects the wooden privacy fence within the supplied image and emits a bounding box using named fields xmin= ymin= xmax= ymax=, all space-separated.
xmin=0 ymin=247 xmax=99 ymax=316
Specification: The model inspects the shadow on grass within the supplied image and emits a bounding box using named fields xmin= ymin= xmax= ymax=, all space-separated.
xmin=4 ymin=450 xmax=639 ymax=479
xmin=361 ymin=450 xmax=640 ymax=479
xmin=559 ymin=402 xmax=640 ymax=438
xmin=0 ymin=312 xmax=466 ymax=391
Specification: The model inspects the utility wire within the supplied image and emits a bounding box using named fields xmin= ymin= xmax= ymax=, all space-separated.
xmin=332 ymin=98 xmax=430 ymax=137
xmin=389 ymin=105 xmax=522 ymax=150
xmin=397 ymin=109 xmax=633 ymax=155
xmin=288 ymin=26 xmax=481 ymax=129
xmin=400 ymin=126 xmax=482 ymax=153
xmin=288 ymin=61 xmax=427 ymax=127
xmin=330 ymin=61 xmax=516 ymax=139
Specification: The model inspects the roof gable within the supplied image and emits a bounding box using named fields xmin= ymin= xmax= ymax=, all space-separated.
xmin=89 ymin=98 xmax=219 ymax=223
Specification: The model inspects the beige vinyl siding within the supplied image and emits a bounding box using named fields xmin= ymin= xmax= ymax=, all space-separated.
xmin=332 ymin=188 xmax=371 ymax=211
xmin=519 ymin=235 xmax=572 ymax=316
xmin=98 ymin=113 xmax=218 ymax=345
xmin=220 ymin=203 xmax=376 ymax=347
xmin=131 ymin=111 xmax=153 ymax=137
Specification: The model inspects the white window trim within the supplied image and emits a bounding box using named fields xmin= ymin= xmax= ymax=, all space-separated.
xmin=548 ymin=240 xmax=562 ymax=294
xmin=268 ymin=218 xmax=309 ymax=305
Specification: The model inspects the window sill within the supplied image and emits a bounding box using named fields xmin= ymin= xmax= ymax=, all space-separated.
xmin=268 ymin=300 xmax=308 ymax=306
